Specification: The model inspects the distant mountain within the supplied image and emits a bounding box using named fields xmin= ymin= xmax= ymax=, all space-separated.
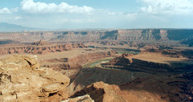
xmin=0 ymin=22 xmax=37 ymax=32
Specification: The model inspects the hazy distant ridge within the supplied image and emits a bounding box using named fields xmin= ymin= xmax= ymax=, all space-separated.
xmin=0 ymin=23 xmax=37 ymax=32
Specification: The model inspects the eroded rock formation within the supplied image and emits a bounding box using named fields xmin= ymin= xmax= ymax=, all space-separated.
xmin=0 ymin=55 xmax=70 ymax=102
xmin=0 ymin=43 xmax=86 ymax=55
xmin=42 ymin=50 xmax=116 ymax=70
xmin=62 ymin=94 xmax=94 ymax=102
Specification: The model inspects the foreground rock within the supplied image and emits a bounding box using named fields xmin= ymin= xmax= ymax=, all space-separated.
xmin=62 ymin=94 xmax=94 ymax=102
xmin=0 ymin=55 xmax=70 ymax=102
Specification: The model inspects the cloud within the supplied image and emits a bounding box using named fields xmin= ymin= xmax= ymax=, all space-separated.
xmin=0 ymin=8 xmax=11 ymax=14
xmin=141 ymin=0 xmax=193 ymax=15
xmin=14 ymin=16 xmax=22 ymax=20
xmin=4 ymin=0 xmax=191 ymax=29
xmin=21 ymin=0 xmax=94 ymax=14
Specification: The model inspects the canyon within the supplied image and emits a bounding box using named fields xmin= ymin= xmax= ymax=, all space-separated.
xmin=0 ymin=41 xmax=86 ymax=55
xmin=0 ymin=29 xmax=192 ymax=43
xmin=0 ymin=29 xmax=193 ymax=102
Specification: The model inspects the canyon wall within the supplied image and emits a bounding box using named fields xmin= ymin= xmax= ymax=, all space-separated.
xmin=0 ymin=43 xmax=86 ymax=55
xmin=0 ymin=29 xmax=193 ymax=42
xmin=130 ymin=58 xmax=171 ymax=72
xmin=42 ymin=50 xmax=116 ymax=70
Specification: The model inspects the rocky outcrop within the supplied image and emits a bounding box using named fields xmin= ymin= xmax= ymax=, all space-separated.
xmin=62 ymin=94 xmax=94 ymax=102
xmin=101 ymin=55 xmax=132 ymax=68
xmin=0 ymin=43 xmax=86 ymax=55
xmin=0 ymin=55 xmax=70 ymax=102
xmin=101 ymin=55 xmax=171 ymax=72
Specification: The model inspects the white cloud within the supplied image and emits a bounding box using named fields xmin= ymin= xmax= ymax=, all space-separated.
xmin=0 ymin=8 xmax=11 ymax=14
xmin=21 ymin=0 xmax=94 ymax=14
xmin=14 ymin=16 xmax=22 ymax=20
xmin=141 ymin=0 xmax=193 ymax=15
xmin=57 ymin=18 xmax=96 ymax=23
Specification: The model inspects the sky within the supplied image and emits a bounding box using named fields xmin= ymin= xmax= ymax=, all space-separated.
xmin=0 ymin=0 xmax=193 ymax=29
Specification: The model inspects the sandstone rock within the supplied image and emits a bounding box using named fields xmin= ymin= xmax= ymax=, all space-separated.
xmin=40 ymin=68 xmax=70 ymax=84
xmin=0 ymin=61 xmax=3 ymax=67
xmin=23 ymin=55 xmax=39 ymax=69
xmin=42 ymin=83 xmax=62 ymax=92
xmin=0 ymin=55 xmax=39 ymax=70
xmin=62 ymin=94 xmax=94 ymax=102
xmin=0 ymin=55 xmax=70 ymax=102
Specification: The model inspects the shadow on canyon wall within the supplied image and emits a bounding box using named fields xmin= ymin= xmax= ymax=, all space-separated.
xmin=69 ymin=59 xmax=193 ymax=102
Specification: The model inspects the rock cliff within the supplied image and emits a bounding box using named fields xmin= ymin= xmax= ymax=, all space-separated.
xmin=0 ymin=29 xmax=193 ymax=42
xmin=0 ymin=43 xmax=86 ymax=55
xmin=71 ymin=82 xmax=167 ymax=102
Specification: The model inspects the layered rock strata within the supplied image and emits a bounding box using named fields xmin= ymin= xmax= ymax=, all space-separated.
xmin=0 ymin=29 xmax=193 ymax=42
xmin=0 ymin=43 xmax=86 ymax=55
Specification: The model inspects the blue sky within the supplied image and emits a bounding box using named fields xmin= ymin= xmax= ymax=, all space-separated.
xmin=0 ymin=0 xmax=138 ymax=11
xmin=0 ymin=0 xmax=193 ymax=29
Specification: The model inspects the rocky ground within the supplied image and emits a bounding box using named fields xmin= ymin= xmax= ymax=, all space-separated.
xmin=0 ymin=55 xmax=70 ymax=102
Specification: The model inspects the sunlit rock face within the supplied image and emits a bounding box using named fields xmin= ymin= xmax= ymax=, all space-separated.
xmin=0 ymin=55 xmax=70 ymax=102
